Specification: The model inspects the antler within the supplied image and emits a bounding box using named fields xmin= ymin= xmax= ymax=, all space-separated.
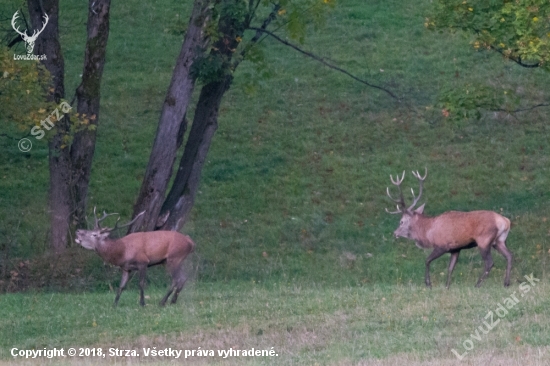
xmin=385 ymin=168 xmax=428 ymax=213
xmin=407 ymin=167 xmax=427 ymax=211
xmin=385 ymin=170 xmax=406 ymax=214
xmin=11 ymin=11 xmax=48 ymax=40
xmin=112 ymin=211 xmax=145 ymax=231
xmin=11 ymin=11 xmax=27 ymax=38
xmin=30 ymin=13 xmax=49 ymax=40
xmin=93 ymin=206 xmax=118 ymax=230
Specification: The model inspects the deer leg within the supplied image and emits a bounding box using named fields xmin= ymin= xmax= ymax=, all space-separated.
xmin=475 ymin=246 xmax=494 ymax=287
xmin=446 ymin=251 xmax=460 ymax=289
xmin=160 ymin=260 xmax=180 ymax=306
xmin=114 ymin=270 xmax=132 ymax=307
xmin=138 ymin=266 xmax=147 ymax=306
xmin=170 ymin=270 xmax=187 ymax=305
xmin=159 ymin=284 xmax=174 ymax=307
xmin=425 ymin=248 xmax=446 ymax=288
xmin=493 ymin=241 xmax=513 ymax=287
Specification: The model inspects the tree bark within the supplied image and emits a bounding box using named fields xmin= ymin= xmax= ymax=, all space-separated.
xmin=70 ymin=0 xmax=112 ymax=228
xmin=28 ymin=0 xmax=70 ymax=253
xmin=157 ymin=75 xmax=232 ymax=231
xmin=128 ymin=0 xmax=211 ymax=233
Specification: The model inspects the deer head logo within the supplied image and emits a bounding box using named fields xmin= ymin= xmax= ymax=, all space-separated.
xmin=11 ymin=10 xmax=49 ymax=55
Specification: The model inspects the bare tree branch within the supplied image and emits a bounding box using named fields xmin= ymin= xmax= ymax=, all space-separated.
xmin=468 ymin=27 xmax=541 ymax=68
xmin=247 ymin=27 xmax=400 ymax=100
xmin=239 ymin=4 xmax=280 ymax=63
xmin=488 ymin=44 xmax=540 ymax=68
xmin=495 ymin=103 xmax=550 ymax=113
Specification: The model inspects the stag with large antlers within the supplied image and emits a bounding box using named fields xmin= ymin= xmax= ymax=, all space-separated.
xmin=386 ymin=169 xmax=513 ymax=288
xmin=11 ymin=10 xmax=49 ymax=54
xmin=75 ymin=208 xmax=195 ymax=306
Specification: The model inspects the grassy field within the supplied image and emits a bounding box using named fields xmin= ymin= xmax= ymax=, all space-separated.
xmin=1 ymin=0 xmax=549 ymax=364
xmin=1 ymin=282 xmax=549 ymax=365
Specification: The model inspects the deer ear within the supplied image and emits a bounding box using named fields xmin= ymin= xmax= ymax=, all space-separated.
xmin=99 ymin=230 xmax=111 ymax=239
xmin=414 ymin=203 xmax=425 ymax=214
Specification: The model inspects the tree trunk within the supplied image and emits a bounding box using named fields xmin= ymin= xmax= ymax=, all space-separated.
xmin=156 ymin=3 xmax=274 ymax=231
xmin=131 ymin=1 xmax=278 ymax=232
xmin=157 ymin=75 xmax=232 ymax=231
xmin=47 ymin=135 xmax=72 ymax=253
xmin=128 ymin=0 xmax=211 ymax=233
xmin=70 ymin=0 xmax=112 ymax=228
xmin=28 ymin=0 xmax=70 ymax=253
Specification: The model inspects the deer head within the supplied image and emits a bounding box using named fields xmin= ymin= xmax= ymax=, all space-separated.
xmin=385 ymin=168 xmax=427 ymax=238
xmin=75 ymin=207 xmax=144 ymax=250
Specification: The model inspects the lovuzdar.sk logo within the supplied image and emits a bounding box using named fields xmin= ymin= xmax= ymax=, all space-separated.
xmin=11 ymin=10 xmax=48 ymax=61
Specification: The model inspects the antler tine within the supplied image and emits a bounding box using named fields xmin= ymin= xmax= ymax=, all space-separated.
xmin=32 ymin=13 xmax=49 ymax=37
xmin=389 ymin=170 xmax=405 ymax=185
xmin=409 ymin=187 xmax=420 ymax=207
xmin=93 ymin=206 xmax=118 ymax=229
xmin=386 ymin=170 xmax=406 ymax=212
xmin=111 ymin=216 xmax=121 ymax=231
xmin=386 ymin=187 xmax=402 ymax=204
xmin=93 ymin=206 xmax=98 ymax=229
xmin=385 ymin=205 xmax=403 ymax=215
xmin=11 ymin=11 xmax=26 ymax=37
xmin=407 ymin=167 xmax=427 ymax=211
xmin=411 ymin=167 xmax=427 ymax=181
xmin=112 ymin=211 xmax=145 ymax=231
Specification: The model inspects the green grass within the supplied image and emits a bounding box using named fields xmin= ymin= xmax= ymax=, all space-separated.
xmin=1 ymin=0 xmax=550 ymax=363
xmin=0 ymin=281 xmax=549 ymax=364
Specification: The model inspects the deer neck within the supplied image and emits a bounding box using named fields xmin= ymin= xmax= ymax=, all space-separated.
xmin=410 ymin=214 xmax=434 ymax=249
xmin=95 ymin=238 xmax=125 ymax=266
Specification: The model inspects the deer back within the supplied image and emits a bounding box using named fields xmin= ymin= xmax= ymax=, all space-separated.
xmin=412 ymin=210 xmax=509 ymax=250
xmin=116 ymin=231 xmax=195 ymax=264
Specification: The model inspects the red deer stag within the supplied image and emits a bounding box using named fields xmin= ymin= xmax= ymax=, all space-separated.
xmin=75 ymin=208 xmax=195 ymax=306
xmin=385 ymin=169 xmax=512 ymax=288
